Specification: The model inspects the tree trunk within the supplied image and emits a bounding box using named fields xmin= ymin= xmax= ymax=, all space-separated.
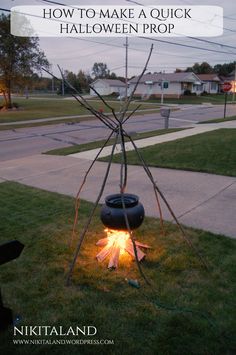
xmin=2 ymin=91 xmax=7 ymax=107
xmin=5 ymin=79 xmax=12 ymax=108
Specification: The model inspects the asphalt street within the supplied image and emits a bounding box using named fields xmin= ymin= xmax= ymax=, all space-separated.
xmin=0 ymin=104 xmax=235 ymax=161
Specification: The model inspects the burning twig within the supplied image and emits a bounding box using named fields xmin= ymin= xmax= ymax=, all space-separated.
xmin=96 ymin=229 xmax=150 ymax=269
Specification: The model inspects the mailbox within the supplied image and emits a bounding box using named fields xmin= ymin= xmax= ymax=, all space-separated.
xmin=160 ymin=108 xmax=171 ymax=129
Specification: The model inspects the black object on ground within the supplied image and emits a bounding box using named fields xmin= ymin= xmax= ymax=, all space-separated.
xmin=0 ymin=240 xmax=24 ymax=332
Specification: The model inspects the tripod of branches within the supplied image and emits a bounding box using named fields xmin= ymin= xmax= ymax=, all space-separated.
xmin=43 ymin=44 xmax=207 ymax=287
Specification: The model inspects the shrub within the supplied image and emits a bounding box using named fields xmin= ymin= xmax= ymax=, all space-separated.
xmin=109 ymin=92 xmax=119 ymax=97
xmin=149 ymin=94 xmax=158 ymax=100
xmin=201 ymin=91 xmax=209 ymax=96
xmin=183 ymin=89 xmax=192 ymax=96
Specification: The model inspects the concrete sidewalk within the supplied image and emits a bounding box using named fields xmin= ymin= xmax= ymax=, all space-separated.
xmin=70 ymin=120 xmax=236 ymax=160
xmin=0 ymin=154 xmax=235 ymax=238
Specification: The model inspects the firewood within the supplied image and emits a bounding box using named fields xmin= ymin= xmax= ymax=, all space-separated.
xmin=96 ymin=238 xmax=108 ymax=246
xmin=125 ymin=240 xmax=145 ymax=261
xmin=108 ymin=243 xmax=120 ymax=269
xmin=96 ymin=230 xmax=150 ymax=267
xmin=96 ymin=244 xmax=113 ymax=262
xmin=135 ymin=241 xmax=151 ymax=249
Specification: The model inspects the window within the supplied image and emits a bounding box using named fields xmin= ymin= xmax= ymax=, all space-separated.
xmin=211 ymin=82 xmax=217 ymax=91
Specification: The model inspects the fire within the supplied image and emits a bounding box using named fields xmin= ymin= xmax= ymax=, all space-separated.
xmin=106 ymin=229 xmax=129 ymax=255
xmin=96 ymin=229 xmax=150 ymax=269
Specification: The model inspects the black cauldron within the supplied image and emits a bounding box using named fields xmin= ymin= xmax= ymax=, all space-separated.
xmin=100 ymin=193 xmax=145 ymax=231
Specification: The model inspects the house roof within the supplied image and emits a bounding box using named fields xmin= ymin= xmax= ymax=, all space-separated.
xmin=197 ymin=74 xmax=221 ymax=82
xmin=129 ymin=72 xmax=202 ymax=84
xmin=91 ymin=79 xmax=126 ymax=87
xmin=224 ymin=72 xmax=235 ymax=81
xmin=220 ymin=75 xmax=235 ymax=82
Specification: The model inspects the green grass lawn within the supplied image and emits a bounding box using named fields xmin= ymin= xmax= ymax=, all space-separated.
xmin=103 ymin=129 xmax=236 ymax=177
xmin=45 ymin=128 xmax=186 ymax=156
xmin=0 ymin=98 xmax=160 ymax=124
xmin=142 ymin=94 xmax=235 ymax=105
xmin=200 ymin=115 xmax=236 ymax=124
xmin=0 ymin=182 xmax=236 ymax=355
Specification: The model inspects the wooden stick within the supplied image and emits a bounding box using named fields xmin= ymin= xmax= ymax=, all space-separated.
xmin=66 ymin=131 xmax=120 ymax=286
xmin=70 ymin=130 xmax=115 ymax=246
xmin=125 ymin=240 xmax=146 ymax=261
xmin=96 ymin=238 xmax=109 ymax=247
xmin=124 ymin=130 xmax=209 ymax=270
xmin=108 ymin=243 xmax=120 ymax=269
xmin=96 ymin=245 xmax=113 ymax=262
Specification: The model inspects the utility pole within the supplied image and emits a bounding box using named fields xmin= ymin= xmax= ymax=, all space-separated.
xmin=124 ymin=37 xmax=128 ymax=101
xmin=161 ymin=71 xmax=164 ymax=105
xmin=51 ymin=75 xmax=54 ymax=93
xmin=233 ymin=63 xmax=236 ymax=102
xmin=49 ymin=64 xmax=55 ymax=94
xmin=61 ymin=68 xmax=65 ymax=96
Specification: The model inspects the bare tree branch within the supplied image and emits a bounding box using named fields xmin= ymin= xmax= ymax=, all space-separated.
xmin=120 ymin=191 xmax=152 ymax=286
xmin=57 ymin=65 xmax=117 ymax=130
xmin=70 ymin=129 xmax=116 ymax=246
xmin=49 ymin=42 xmax=208 ymax=287
xmin=66 ymin=131 xmax=120 ymax=286
xmin=123 ymin=104 xmax=142 ymax=124
xmin=43 ymin=67 xmax=117 ymax=131
xmin=120 ymin=44 xmax=154 ymax=122
xmin=89 ymin=85 xmax=120 ymax=123
xmin=118 ymin=126 xmax=151 ymax=286
xmin=123 ymin=129 xmax=208 ymax=270
xmin=70 ymin=92 xmax=117 ymax=131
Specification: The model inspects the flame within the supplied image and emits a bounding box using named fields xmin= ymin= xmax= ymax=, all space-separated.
xmin=96 ymin=229 xmax=150 ymax=269
xmin=105 ymin=228 xmax=130 ymax=255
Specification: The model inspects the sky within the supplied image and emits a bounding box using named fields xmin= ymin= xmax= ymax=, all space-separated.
xmin=1 ymin=0 xmax=236 ymax=78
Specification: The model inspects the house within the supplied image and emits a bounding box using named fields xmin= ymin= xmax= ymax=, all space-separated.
xmin=128 ymin=72 xmax=203 ymax=99
xmin=90 ymin=79 xmax=126 ymax=96
xmin=197 ymin=74 xmax=221 ymax=94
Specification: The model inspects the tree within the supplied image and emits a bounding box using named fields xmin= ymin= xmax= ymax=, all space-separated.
xmin=175 ymin=68 xmax=184 ymax=73
xmin=109 ymin=72 xmax=117 ymax=79
xmin=92 ymin=62 xmax=110 ymax=79
xmin=77 ymin=70 xmax=91 ymax=93
xmin=198 ymin=62 xmax=213 ymax=74
xmin=185 ymin=66 xmax=194 ymax=73
xmin=0 ymin=79 xmax=8 ymax=105
xmin=65 ymin=70 xmax=81 ymax=93
xmin=185 ymin=62 xmax=213 ymax=74
xmin=184 ymin=61 xmax=236 ymax=77
xmin=0 ymin=14 xmax=49 ymax=108
xmin=214 ymin=61 xmax=236 ymax=76
xmin=57 ymin=70 xmax=92 ymax=95
xmin=29 ymin=74 xmax=54 ymax=92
